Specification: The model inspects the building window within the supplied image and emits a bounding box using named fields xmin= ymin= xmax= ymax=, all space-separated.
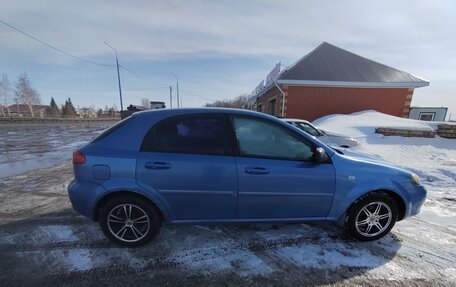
xmin=268 ymin=99 xmax=276 ymax=116
xmin=257 ymin=104 xmax=262 ymax=112
xmin=419 ymin=112 xmax=435 ymax=121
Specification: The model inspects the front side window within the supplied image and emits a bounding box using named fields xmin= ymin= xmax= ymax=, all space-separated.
xmin=142 ymin=114 xmax=229 ymax=155
xmin=233 ymin=117 xmax=314 ymax=161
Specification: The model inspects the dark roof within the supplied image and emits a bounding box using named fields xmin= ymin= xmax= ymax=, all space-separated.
xmin=276 ymin=42 xmax=429 ymax=88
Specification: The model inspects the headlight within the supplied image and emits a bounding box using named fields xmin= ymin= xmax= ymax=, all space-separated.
xmin=411 ymin=173 xmax=421 ymax=185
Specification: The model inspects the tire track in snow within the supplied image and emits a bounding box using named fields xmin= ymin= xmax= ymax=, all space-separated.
xmin=1 ymin=232 xmax=375 ymax=282
xmin=0 ymin=233 xmax=347 ymax=253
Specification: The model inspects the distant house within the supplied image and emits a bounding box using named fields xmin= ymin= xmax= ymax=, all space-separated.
xmin=7 ymin=104 xmax=49 ymax=118
xmin=246 ymin=42 xmax=430 ymax=121
xmin=150 ymin=101 xmax=166 ymax=109
xmin=79 ymin=108 xmax=97 ymax=118
xmin=408 ymin=107 xmax=448 ymax=121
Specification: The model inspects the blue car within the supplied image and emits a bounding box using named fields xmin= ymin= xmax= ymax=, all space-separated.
xmin=68 ymin=108 xmax=426 ymax=246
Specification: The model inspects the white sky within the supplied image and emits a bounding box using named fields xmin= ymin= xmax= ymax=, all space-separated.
xmin=0 ymin=0 xmax=455 ymax=119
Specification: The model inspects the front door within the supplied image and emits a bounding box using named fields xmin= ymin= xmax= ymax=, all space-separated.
xmin=231 ymin=116 xmax=336 ymax=219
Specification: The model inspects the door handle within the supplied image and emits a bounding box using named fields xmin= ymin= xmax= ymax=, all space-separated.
xmin=145 ymin=161 xmax=171 ymax=170
xmin=245 ymin=166 xmax=270 ymax=175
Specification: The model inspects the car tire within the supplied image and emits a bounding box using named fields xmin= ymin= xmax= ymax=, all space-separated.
xmin=346 ymin=192 xmax=398 ymax=241
xmin=99 ymin=196 xmax=161 ymax=247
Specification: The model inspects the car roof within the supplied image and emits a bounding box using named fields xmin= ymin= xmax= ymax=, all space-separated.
xmin=133 ymin=107 xmax=285 ymax=122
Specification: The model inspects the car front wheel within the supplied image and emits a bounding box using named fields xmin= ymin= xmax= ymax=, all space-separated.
xmin=346 ymin=192 xmax=398 ymax=241
xmin=99 ymin=196 xmax=161 ymax=247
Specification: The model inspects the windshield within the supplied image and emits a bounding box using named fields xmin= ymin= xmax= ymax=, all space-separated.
xmin=294 ymin=122 xmax=321 ymax=137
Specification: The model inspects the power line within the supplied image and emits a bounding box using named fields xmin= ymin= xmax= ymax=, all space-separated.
xmin=37 ymin=86 xmax=169 ymax=92
xmin=0 ymin=19 xmax=193 ymax=105
xmin=0 ymin=19 xmax=173 ymax=92
xmin=179 ymin=89 xmax=213 ymax=101
xmin=119 ymin=65 xmax=167 ymax=86
xmin=0 ymin=19 xmax=114 ymax=67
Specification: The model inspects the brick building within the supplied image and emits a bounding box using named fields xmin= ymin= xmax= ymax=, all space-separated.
xmin=247 ymin=42 xmax=429 ymax=121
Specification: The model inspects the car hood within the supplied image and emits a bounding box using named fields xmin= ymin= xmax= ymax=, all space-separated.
xmin=338 ymin=149 xmax=380 ymax=161
xmin=337 ymin=149 xmax=410 ymax=174
xmin=321 ymin=129 xmax=353 ymax=138
xmin=319 ymin=131 xmax=360 ymax=148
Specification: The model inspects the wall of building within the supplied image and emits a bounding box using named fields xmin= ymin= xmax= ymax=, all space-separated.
xmin=281 ymin=86 xmax=413 ymax=121
xmin=255 ymin=88 xmax=283 ymax=117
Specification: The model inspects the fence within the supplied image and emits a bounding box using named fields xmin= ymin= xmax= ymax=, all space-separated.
xmin=436 ymin=124 xmax=456 ymax=139
xmin=375 ymin=123 xmax=456 ymax=139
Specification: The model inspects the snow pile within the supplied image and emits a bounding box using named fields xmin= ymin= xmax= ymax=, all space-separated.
xmin=313 ymin=110 xmax=438 ymax=138
xmin=313 ymin=110 xmax=456 ymax=224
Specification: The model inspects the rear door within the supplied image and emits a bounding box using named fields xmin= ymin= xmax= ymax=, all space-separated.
xmin=136 ymin=114 xmax=237 ymax=221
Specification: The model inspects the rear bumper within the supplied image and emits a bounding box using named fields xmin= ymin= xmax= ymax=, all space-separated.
xmin=68 ymin=179 xmax=107 ymax=220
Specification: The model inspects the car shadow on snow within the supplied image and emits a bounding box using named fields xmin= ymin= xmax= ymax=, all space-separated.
xmin=0 ymin=209 xmax=402 ymax=286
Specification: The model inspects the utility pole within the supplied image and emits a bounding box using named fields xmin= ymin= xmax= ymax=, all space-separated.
xmin=169 ymin=86 xmax=173 ymax=108
xmin=104 ymin=41 xmax=123 ymax=112
xmin=176 ymin=80 xmax=180 ymax=108
xmin=171 ymin=73 xmax=180 ymax=108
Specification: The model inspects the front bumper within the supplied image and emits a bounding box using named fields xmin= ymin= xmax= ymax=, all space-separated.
xmin=404 ymin=183 xmax=427 ymax=219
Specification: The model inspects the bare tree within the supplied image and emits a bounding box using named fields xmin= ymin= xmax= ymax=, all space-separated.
xmin=15 ymin=73 xmax=41 ymax=117
xmin=205 ymin=94 xmax=249 ymax=109
xmin=141 ymin=98 xmax=151 ymax=109
xmin=0 ymin=73 xmax=12 ymax=117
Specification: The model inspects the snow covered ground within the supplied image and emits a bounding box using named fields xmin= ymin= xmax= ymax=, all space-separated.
xmin=314 ymin=110 xmax=456 ymax=223
xmin=0 ymin=112 xmax=455 ymax=286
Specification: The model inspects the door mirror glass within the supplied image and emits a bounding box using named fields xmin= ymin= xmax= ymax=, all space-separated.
xmin=314 ymin=147 xmax=329 ymax=163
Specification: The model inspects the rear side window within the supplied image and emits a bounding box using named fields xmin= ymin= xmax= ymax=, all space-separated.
xmin=141 ymin=114 xmax=231 ymax=155
xmin=91 ymin=117 xmax=132 ymax=143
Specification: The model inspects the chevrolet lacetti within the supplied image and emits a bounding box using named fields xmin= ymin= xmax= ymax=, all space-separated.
xmin=68 ymin=108 xmax=427 ymax=246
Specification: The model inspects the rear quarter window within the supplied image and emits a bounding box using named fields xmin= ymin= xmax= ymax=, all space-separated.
xmin=91 ymin=117 xmax=132 ymax=143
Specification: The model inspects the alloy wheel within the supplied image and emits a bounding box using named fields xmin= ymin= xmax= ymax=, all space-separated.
xmin=107 ymin=204 xmax=150 ymax=243
xmin=355 ymin=201 xmax=392 ymax=237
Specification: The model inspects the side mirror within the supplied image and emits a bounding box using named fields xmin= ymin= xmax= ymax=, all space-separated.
xmin=314 ymin=147 xmax=328 ymax=163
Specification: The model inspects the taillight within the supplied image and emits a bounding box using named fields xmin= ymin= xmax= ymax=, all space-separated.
xmin=73 ymin=150 xmax=86 ymax=164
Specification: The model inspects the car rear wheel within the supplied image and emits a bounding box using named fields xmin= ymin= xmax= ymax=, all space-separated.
xmin=346 ymin=192 xmax=398 ymax=241
xmin=99 ymin=196 xmax=161 ymax=247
